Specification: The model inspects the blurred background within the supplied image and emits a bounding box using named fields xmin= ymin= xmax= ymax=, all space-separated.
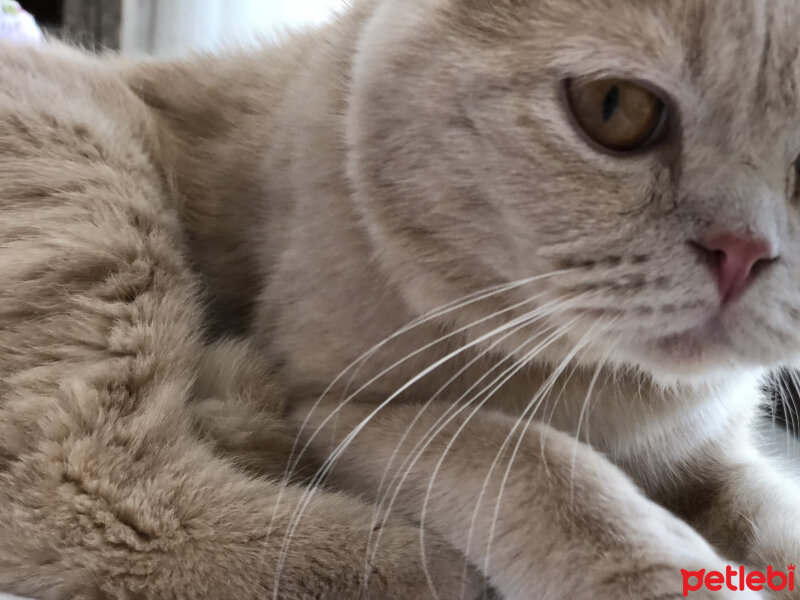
xmin=22 ymin=0 xmax=346 ymax=55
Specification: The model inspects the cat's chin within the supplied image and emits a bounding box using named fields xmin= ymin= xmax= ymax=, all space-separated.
xmin=622 ymin=316 xmax=768 ymax=381
xmin=653 ymin=317 xmax=728 ymax=356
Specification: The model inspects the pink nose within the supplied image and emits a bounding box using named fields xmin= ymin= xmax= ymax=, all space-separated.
xmin=695 ymin=233 xmax=775 ymax=305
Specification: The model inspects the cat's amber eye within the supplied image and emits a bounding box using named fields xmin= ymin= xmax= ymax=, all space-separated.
xmin=566 ymin=77 xmax=667 ymax=153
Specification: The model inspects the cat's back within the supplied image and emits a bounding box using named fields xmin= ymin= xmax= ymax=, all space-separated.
xmin=0 ymin=13 xmax=366 ymax=337
xmin=0 ymin=43 xmax=182 ymax=387
xmin=0 ymin=38 xmax=307 ymax=333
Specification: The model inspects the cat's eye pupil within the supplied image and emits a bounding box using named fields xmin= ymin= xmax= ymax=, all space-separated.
xmin=602 ymin=86 xmax=619 ymax=122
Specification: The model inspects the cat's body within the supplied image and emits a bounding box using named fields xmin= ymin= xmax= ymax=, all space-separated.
xmin=1 ymin=0 xmax=800 ymax=598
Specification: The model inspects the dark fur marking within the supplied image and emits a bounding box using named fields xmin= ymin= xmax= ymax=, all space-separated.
xmin=449 ymin=108 xmax=478 ymax=133
xmin=6 ymin=113 xmax=44 ymax=149
xmin=576 ymin=307 xmax=625 ymax=319
xmin=556 ymin=257 xmax=597 ymax=270
xmin=784 ymin=303 xmax=800 ymax=322
xmin=555 ymin=255 xmax=635 ymax=271
xmin=652 ymin=276 xmax=670 ymax=289
xmin=754 ymin=9 xmax=773 ymax=112
xmin=684 ymin=4 xmax=708 ymax=81
xmin=516 ymin=113 xmax=536 ymax=128
xmin=72 ymin=124 xmax=91 ymax=140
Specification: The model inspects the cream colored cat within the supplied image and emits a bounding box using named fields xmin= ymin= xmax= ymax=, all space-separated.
xmin=1 ymin=0 xmax=800 ymax=598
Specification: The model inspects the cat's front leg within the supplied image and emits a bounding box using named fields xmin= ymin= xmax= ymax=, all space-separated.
xmin=291 ymin=400 xmax=762 ymax=599
xmin=653 ymin=435 xmax=800 ymax=599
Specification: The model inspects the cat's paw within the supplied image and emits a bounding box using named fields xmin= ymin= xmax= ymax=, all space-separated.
xmin=589 ymin=562 xmax=766 ymax=599
xmin=581 ymin=503 xmax=766 ymax=599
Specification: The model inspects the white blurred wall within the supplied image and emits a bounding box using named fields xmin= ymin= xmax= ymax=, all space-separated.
xmin=121 ymin=0 xmax=346 ymax=57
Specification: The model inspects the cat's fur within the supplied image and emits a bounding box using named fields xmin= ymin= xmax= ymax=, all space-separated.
xmin=1 ymin=0 xmax=800 ymax=598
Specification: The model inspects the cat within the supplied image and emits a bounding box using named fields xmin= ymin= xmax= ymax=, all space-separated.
xmin=1 ymin=0 xmax=800 ymax=598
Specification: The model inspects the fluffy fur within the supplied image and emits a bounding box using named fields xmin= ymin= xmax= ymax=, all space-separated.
xmin=1 ymin=0 xmax=800 ymax=598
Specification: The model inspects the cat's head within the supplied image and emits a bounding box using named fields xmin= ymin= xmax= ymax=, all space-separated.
xmin=347 ymin=0 xmax=800 ymax=381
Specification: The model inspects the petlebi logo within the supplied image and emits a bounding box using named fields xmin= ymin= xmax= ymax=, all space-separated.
xmin=682 ymin=564 xmax=795 ymax=596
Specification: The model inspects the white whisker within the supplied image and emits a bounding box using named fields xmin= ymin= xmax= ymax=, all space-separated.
xmin=267 ymin=272 xmax=573 ymax=597
xmin=368 ymin=321 xmax=553 ymax=577
xmin=289 ymin=284 xmax=561 ymax=479
xmin=367 ymin=292 xmax=576 ymax=546
xmin=288 ymin=272 xmax=572 ymax=476
xmin=568 ymin=325 xmax=619 ymax=502
xmin=272 ymin=279 xmax=573 ymax=598
xmin=456 ymin=316 xmax=588 ymax=578
xmin=364 ymin=292 xmax=597 ymax=578
xmin=481 ymin=318 xmax=611 ymax=577
xmin=363 ymin=318 xmax=539 ymax=575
